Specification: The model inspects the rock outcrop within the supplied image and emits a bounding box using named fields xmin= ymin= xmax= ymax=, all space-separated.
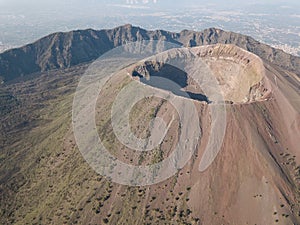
xmin=0 ymin=24 xmax=300 ymax=81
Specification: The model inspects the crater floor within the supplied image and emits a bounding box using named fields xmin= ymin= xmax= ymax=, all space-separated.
xmin=130 ymin=44 xmax=272 ymax=104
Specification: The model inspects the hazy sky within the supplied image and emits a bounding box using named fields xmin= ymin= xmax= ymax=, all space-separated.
xmin=1 ymin=0 xmax=299 ymax=8
xmin=0 ymin=0 xmax=299 ymax=16
xmin=0 ymin=0 xmax=299 ymax=47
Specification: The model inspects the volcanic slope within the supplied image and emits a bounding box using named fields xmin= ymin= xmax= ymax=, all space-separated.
xmin=0 ymin=39 xmax=299 ymax=224
xmin=1 ymin=24 xmax=300 ymax=82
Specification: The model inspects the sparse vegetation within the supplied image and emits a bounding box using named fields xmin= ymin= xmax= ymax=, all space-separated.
xmin=1 ymin=24 xmax=300 ymax=225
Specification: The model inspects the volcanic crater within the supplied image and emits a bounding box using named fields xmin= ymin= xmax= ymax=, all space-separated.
xmin=131 ymin=44 xmax=272 ymax=104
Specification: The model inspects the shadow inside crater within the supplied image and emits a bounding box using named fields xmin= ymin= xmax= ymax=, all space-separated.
xmin=132 ymin=63 xmax=210 ymax=103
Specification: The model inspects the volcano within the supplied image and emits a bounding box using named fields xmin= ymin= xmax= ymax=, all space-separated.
xmin=0 ymin=25 xmax=299 ymax=225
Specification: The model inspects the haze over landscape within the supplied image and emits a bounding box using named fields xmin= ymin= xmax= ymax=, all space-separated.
xmin=0 ymin=0 xmax=300 ymax=55
xmin=0 ymin=1 xmax=299 ymax=225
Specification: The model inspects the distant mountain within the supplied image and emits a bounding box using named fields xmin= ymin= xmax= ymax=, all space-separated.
xmin=0 ymin=24 xmax=299 ymax=82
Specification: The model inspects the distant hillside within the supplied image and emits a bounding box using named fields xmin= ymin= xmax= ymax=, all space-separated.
xmin=0 ymin=24 xmax=299 ymax=82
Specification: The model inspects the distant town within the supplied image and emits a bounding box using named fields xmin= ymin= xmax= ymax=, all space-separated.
xmin=0 ymin=1 xmax=299 ymax=56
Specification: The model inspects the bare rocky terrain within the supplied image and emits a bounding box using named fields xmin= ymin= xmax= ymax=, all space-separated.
xmin=0 ymin=24 xmax=300 ymax=82
xmin=0 ymin=25 xmax=299 ymax=225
